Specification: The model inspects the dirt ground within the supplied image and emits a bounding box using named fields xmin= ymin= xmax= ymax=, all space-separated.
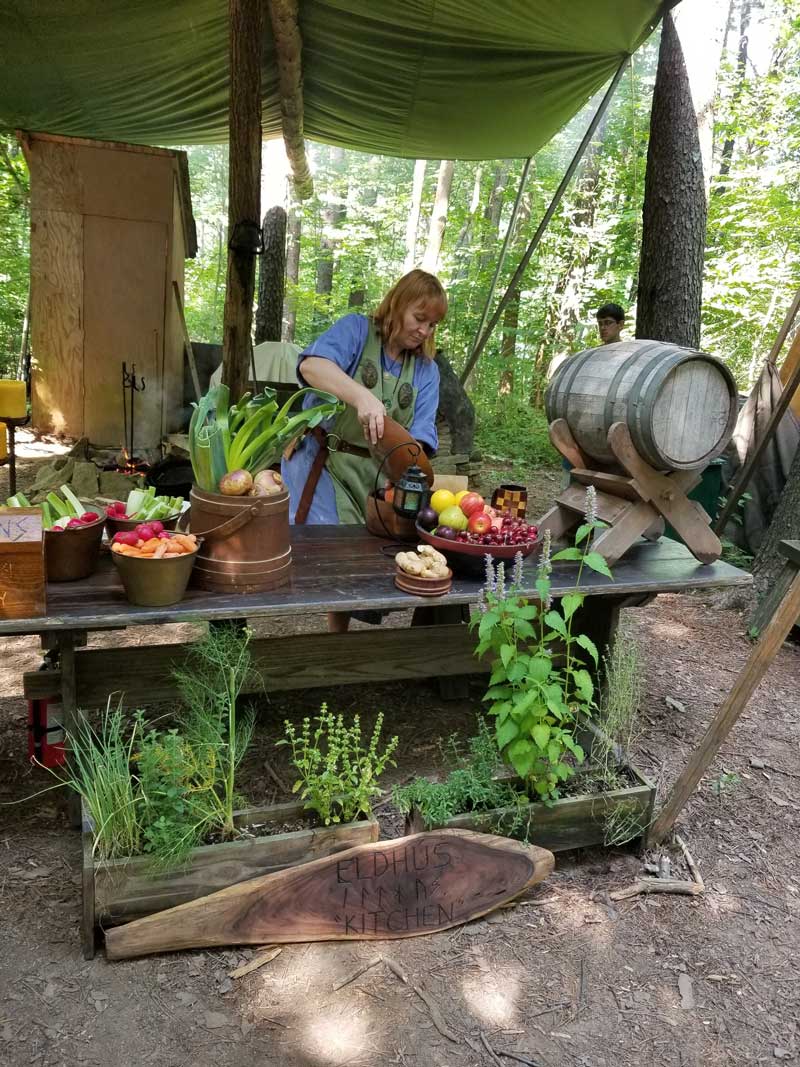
xmin=1 ymin=437 xmax=799 ymax=1067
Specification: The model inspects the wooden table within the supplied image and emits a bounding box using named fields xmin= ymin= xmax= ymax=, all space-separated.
xmin=4 ymin=527 xmax=751 ymax=740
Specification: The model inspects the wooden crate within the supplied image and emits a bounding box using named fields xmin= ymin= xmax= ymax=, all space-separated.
xmin=406 ymin=721 xmax=656 ymax=853
xmin=0 ymin=507 xmax=45 ymax=619
xmin=82 ymin=799 xmax=379 ymax=958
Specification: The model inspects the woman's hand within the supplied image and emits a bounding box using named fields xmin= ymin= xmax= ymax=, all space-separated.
xmin=300 ymin=356 xmax=387 ymax=444
xmin=355 ymin=391 xmax=386 ymax=444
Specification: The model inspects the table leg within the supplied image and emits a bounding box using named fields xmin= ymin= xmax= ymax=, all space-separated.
xmin=57 ymin=633 xmax=81 ymax=829
xmin=412 ymin=604 xmax=472 ymax=700
xmin=7 ymin=421 xmax=16 ymax=497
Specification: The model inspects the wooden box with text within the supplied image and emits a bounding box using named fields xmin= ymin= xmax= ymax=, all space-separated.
xmin=0 ymin=507 xmax=46 ymax=619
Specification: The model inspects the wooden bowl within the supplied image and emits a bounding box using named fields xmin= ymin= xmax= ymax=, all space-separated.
xmin=394 ymin=565 xmax=452 ymax=597
xmin=415 ymin=524 xmax=540 ymax=578
xmin=369 ymin=416 xmax=434 ymax=487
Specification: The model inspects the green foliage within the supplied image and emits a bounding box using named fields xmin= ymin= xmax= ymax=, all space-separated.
xmin=63 ymin=699 xmax=143 ymax=861
xmin=135 ymin=724 xmax=213 ymax=864
xmin=472 ymin=490 xmax=611 ymax=800
xmin=710 ymin=770 xmax=741 ymax=801
xmin=0 ymin=133 xmax=29 ymax=375
xmin=171 ymin=623 xmax=257 ymax=841
xmin=392 ymin=720 xmax=528 ymax=833
xmin=593 ymin=630 xmax=644 ymax=786
xmin=474 ymin=397 xmax=559 ymax=475
xmin=279 ymin=705 xmax=399 ymax=826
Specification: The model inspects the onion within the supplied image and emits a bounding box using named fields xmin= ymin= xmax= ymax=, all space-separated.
xmin=219 ymin=469 xmax=254 ymax=496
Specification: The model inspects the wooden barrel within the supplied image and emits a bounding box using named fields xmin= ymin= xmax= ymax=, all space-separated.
xmin=545 ymin=340 xmax=737 ymax=470
xmin=188 ymin=486 xmax=291 ymax=593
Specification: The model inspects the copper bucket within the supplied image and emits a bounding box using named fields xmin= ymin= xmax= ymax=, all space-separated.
xmin=187 ymin=487 xmax=291 ymax=593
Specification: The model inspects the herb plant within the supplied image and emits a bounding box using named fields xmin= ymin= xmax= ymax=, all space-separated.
xmin=279 ymin=705 xmax=399 ymax=826
xmin=472 ymin=488 xmax=613 ymax=801
xmin=393 ymin=719 xmax=528 ymax=832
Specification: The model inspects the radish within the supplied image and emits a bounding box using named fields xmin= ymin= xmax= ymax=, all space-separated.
xmin=136 ymin=524 xmax=155 ymax=541
xmin=113 ymin=531 xmax=139 ymax=546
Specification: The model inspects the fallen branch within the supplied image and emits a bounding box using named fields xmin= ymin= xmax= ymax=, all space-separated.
xmin=496 ymin=1052 xmax=543 ymax=1067
xmin=333 ymin=956 xmax=383 ymax=992
xmin=480 ymin=1031 xmax=505 ymax=1067
xmin=228 ymin=946 xmax=282 ymax=979
xmin=383 ymin=956 xmax=459 ymax=1043
xmin=675 ymin=834 xmax=705 ymax=889
xmin=610 ymin=877 xmax=703 ymax=901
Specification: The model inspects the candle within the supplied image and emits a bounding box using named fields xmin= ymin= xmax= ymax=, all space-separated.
xmin=0 ymin=380 xmax=26 ymax=419
xmin=0 ymin=423 xmax=6 ymax=463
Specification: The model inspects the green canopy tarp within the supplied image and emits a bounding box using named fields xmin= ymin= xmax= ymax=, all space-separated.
xmin=0 ymin=1 xmax=660 ymax=158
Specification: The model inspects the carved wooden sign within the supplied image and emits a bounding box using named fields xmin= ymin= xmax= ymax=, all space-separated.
xmin=105 ymin=830 xmax=555 ymax=960
xmin=0 ymin=507 xmax=46 ymax=619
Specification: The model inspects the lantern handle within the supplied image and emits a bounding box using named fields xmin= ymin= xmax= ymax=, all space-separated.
xmin=372 ymin=441 xmax=423 ymax=541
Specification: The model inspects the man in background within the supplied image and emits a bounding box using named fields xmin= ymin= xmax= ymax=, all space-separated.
xmin=596 ymin=302 xmax=625 ymax=345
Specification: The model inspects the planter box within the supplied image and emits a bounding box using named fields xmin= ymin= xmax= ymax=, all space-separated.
xmin=406 ymin=721 xmax=656 ymax=854
xmin=81 ymin=800 xmax=378 ymax=959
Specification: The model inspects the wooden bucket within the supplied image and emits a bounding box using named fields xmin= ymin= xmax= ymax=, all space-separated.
xmin=545 ymin=340 xmax=737 ymax=470
xmin=188 ymin=487 xmax=291 ymax=593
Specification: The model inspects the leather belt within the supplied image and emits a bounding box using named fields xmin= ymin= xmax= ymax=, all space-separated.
xmin=294 ymin=426 xmax=371 ymax=525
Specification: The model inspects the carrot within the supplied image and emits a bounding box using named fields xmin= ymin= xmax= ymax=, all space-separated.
xmin=172 ymin=533 xmax=197 ymax=552
xmin=153 ymin=542 xmax=169 ymax=559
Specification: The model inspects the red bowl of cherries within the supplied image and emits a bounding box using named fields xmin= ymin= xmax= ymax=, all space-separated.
xmin=415 ymin=512 xmax=540 ymax=577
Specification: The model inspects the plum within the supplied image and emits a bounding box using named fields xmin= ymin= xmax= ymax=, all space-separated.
xmin=435 ymin=525 xmax=457 ymax=540
xmin=417 ymin=506 xmax=439 ymax=531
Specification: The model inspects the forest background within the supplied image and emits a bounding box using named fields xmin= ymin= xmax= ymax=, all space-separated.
xmin=1 ymin=0 xmax=798 ymax=475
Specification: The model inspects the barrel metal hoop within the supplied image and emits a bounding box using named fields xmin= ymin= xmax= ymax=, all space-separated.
xmin=602 ymin=342 xmax=665 ymax=436
xmin=634 ymin=350 xmax=698 ymax=468
xmin=625 ymin=348 xmax=687 ymax=467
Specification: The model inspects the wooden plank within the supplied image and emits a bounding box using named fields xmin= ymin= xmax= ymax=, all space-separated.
xmin=172 ymin=280 xmax=201 ymax=402
xmin=649 ymin=566 xmax=800 ymax=843
xmin=82 ymin=808 xmax=96 ymax=960
xmin=29 ymin=208 xmax=84 ymax=436
xmin=589 ymin=500 xmax=663 ymax=566
xmin=93 ymin=804 xmax=379 ymax=924
xmin=557 ymin=484 xmax=632 ymax=525
xmin=411 ymin=776 xmax=654 ymax=853
xmin=0 ymin=508 xmax=45 ymax=619
xmin=0 ymin=530 xmax=753 ymax=638
xmin=27 ymin=624 xmax=486 ymax=709
xmin=83 ymin=215 xmax=168 ymax=449
xmin=104 ymin=830 xmax=555 ymax=959
xmin=779 ymin=539 xmax=800 ymax=569
xmin=569 ymin=469 xmax=640 ymax=501
xmin=549 ymin=418 xmax=588 ymax=468
xmin=608 ymin=423 xmax=721 ymax=564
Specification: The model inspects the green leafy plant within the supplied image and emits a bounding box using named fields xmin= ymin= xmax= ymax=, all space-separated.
xmin=710 ymin=770 xmax=741 ymax=801
xmin=188 ymin=383 xmax=342 ymax=491
xmin=170 ymin=623 xmax=257 ymax=841
xmin=471 ymin=488 xmax=613 ymax=801
xmin=279 ymin=705 xmax=399 ymax=826
xmin=393 ymin=719 xmax=529 ymax=834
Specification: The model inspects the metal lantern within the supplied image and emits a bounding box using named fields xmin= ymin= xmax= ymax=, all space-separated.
xmin=393 ymin=463 xmax=428 ymax=518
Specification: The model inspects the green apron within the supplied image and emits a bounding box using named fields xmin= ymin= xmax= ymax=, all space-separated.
xmin=326 ymin=323 xmax=418 ymax=524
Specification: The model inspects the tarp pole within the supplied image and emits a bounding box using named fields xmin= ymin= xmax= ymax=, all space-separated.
xmin=460 ymin=56 xmax=630 ymax=388
xmin=467 ymin=156 xmax=533 ymax=370
xmin=222 ymin=0 xmax=264 ymax=403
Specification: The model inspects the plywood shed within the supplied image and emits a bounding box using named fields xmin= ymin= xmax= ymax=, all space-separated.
xmin=21 ymin=132 xmax=197 ymax=451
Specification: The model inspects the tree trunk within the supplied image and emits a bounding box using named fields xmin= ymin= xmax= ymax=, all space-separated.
xmin=498 ymin=191 xmax=531 ymax=396
xmin=222 ymin=0 xmax=263 ymax=402
xmin=282 ymin=202 xmax=301 ymax=341
xmin=421 ymin=160 xmax=455 ymax=273
xmin=404 ymin=159 xmax=426 ymax=271
xmin=314 ymin=146 xmax=346 ymax=331
xmin=750 ymin=443 xmax=800 ymax=613
xmin=718 ymin=0 xmax=752 ymax=182
xmin=255 ymin=206 xmax=287 ymax=344
xmin=636 ymin=12 xmax=708 ymax=349
xmin=479 ymin=162 xmax=509 ymax=270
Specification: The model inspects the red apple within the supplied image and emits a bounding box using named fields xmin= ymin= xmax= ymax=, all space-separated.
xmin=467 ymin=511 xmax=493 ymax=536
xmin=459 ymin=492 xmax=485 ymax=518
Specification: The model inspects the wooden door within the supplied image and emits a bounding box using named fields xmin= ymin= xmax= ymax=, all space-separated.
xmin=82 ymin=216 xmax=167 ymax=450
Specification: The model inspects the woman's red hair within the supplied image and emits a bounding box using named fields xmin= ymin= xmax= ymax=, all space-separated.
xmin=373 ymin=270 xmax=447 ymax=359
